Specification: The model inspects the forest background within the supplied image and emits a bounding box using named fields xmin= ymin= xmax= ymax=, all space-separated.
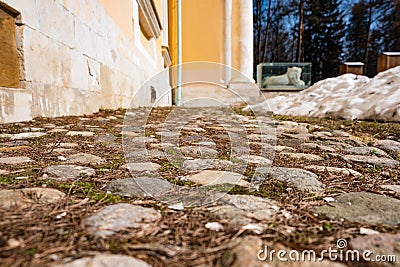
xmin=253 ymin=0 xmax=400 ymax=81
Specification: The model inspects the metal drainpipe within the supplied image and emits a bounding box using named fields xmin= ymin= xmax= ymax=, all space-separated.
xmin=176 ymin=0 xmax=182 ymax=106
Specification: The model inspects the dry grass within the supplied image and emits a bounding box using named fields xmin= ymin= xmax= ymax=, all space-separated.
xmin=0 ymin=108 xmax=399 ymax=266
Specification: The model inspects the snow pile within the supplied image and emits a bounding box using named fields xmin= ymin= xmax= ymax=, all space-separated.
xmin=247 ymin=66 xmax=400 ymax=121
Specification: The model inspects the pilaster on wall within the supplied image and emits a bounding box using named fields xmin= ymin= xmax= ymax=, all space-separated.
xmin=230 ymin=0 xmax=254 ymax=83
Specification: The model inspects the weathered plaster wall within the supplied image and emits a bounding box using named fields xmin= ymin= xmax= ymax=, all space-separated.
xmin=0 ymin=0 xmax=171 ymax=123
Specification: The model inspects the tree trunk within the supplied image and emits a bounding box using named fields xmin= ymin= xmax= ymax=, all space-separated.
xmin=255 ymin=0 xmax=263 ymax=63
xmin=296 ymin=0 xmax=304 ymax=62
xmin=364 ymin=0 xmax=373 ymax=67
xmin=261 ymin=0 xmax=272 ymax=62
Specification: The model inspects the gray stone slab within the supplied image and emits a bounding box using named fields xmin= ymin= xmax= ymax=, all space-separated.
xmin=104 ymin=177 xmax=174 ymax=197
xmin=255 ymin=167 xmax=324 ymax=192
xmin=210 ymin=194 xmax=279 ymax=226
xmin=275 ymin=145 xmax=296 ymax=153
xmin=380 ymin=185 xmax=400 ymax=194
xmin=344 ymin=146 xmax=389 ymax=157
xmin=236 ymin=155 xmax=272 ymax=166
xmin=121 ymin=162 xmax=161 ymax=172
xmin=85 ymin=203 xmax=160 ymax=238
xmin=188 ymin=170 xmax=249 ymax=187
xmin=305 ymin=165 xmax=362 ymax=177
xmin=10 ymin=132 xmax=47 ymax=140
xmin=54 ymin=254 xmax=152 ymax=267
xmin=300 ymin=142 xmax=337 ymax=153
xmin=179 ymin=146 xmax=218 ymax=158
xmin=43 ymin=165 xmax=95 ymax=181
xmin=225 ymin=236 xmax=347 ymax=267
xmin=65 ymin=131 xmax=94 ymax=137
xmin=280 ymin=152 xmax=324 ymax=161
xmin=21 ymin=127 xmax=45 ymax=132
xmin=332 ymin=130 xmax=351 ymax=137
xmin=182 ymin=159 xmax=233 ymax=171
xmin=0 ymin=188 xmax=65 ymax=209
xmin=312 ymin=192 xmax=400 ymax=225
xmin=342 ymin=155 xmax=399 ymax=168
xmin=66 ymin=153 xmax=105 ymax=165
xmin=371 ymin=139 xmax=400 ymax=158
xmin=349 ymin=234 xmax=400 ymax=267
xmin=0 ymin=156 xmax=33 ymax=165
xmin=94 ymin=133 xmax=116 ymax=143
xmin=281 ymin=133 xmax=313 ymax=141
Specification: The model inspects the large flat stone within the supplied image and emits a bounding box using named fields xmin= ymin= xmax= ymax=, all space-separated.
xmin=65 ymin=131 xmax=94 ymax=137
xmin=371 ymin=139 xmax=400 ymax=158
xmin=179 ymin=146 xmax=218 ymax=158
xmin=94 ymin=133 xmax=116 ymax=143
xmin=66 ymin=153 xmax=105 ymax=165
xmin=0 ymin=188 xmax=65 ymax=209
xmin=236 ymin=155 xmax=272 ymax=166
xmin=85 ymin=203 xmax=160 ymax=238
xmin=42 ymin=165 xmax=95 ymax=181
xmin=305 ymin=165 xmax=362 ymax=177
xmin=210 ymin=194 xmax=279 ymax=226
xmin=126 ymin=149 xmax=165 ymax=160
xmin=312 ymin=192 xmax=400 ymax=225
xmin=0 ymin=156 xmax=33 ymax=165
xmin=275 ymin=145 xmax=296 ymax=153
xmin=342 ymin=155 xmax=399 ymax=168
xmin=344 ymin=146 xmax=389 ymax=157
xmin=256 ymin=167 xmax=324 ymax=192
xmin=10 ymin=132 xmax=47 ymax=140
xmin=104 ymin=177 xmax=174 ymax=197
xmin=280 ymin=152 xmax=324 ymax=161
xmin=21 ymin=127 xmax=45 ymax=132
xmin=188 ymin=170 xmax=249 ymax=187
xmin=380 ymin=185 xmax=400 ymax=194
xmin=224 ymin=236 xmax=347 ymax=267
xmin=121 ymin=162 xmax=161 ymax=173
xmin=182 ymin=159 xmax=233 ymax=171
xmin=54 ymin=254 xmax=152 ymax=267
xmin=349 ymin=234 xmax=400 ymax=267
xmin=300 ymin=142 xmax=337 ymax=153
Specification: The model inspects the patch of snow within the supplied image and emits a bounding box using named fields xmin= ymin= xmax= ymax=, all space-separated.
xmin=246 ymin=66 xmax=400 ymax=122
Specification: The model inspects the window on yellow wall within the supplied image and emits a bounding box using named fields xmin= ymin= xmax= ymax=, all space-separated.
xmin=137 ymin=0 xmax=162 ymax=40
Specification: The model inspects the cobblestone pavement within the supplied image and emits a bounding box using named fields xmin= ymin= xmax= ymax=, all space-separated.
xmin=0 ymin=107 xmax=399 ymax=267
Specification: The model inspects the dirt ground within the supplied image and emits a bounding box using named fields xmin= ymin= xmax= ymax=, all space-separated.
xmin=0 ymin=108 xmax=399 ymax=267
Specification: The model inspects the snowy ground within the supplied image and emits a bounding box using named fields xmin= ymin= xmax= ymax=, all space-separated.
xmin=247 ymin=66 xmax=400 ymax=122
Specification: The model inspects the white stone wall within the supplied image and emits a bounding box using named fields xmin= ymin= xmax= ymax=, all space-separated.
xmin=0 ymin=0 xmax=171 ymax=123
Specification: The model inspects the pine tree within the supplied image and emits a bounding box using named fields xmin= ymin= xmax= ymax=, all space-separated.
xmin=303 ymin=0 xmax=346 ymax=82
xmin=379 ymin=0 xmax=400 ymax=51
xmin=346 ymin=1 xmax=370 ymax=62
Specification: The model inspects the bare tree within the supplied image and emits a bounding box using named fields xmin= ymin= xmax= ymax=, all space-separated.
xmin=261 ymin=0 xmax=272 ymax=62
xmin=296 ymin=0 xmax=304 ymax=62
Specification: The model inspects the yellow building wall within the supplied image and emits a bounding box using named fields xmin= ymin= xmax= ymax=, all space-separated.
xmin=168 ymin=0 xmax=243 ymax=71
xmin=98 ymin=0 xmax=134 ymax=40
xmin=168 ymin=0 xmax=226 ymax=91
xmin=99 ymin=0 xmax=165 ymax=73
xmin=231 ymin=0 xmax=241 ymax=71
xmin=182 ymin=0 xmax=224 ymax=63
